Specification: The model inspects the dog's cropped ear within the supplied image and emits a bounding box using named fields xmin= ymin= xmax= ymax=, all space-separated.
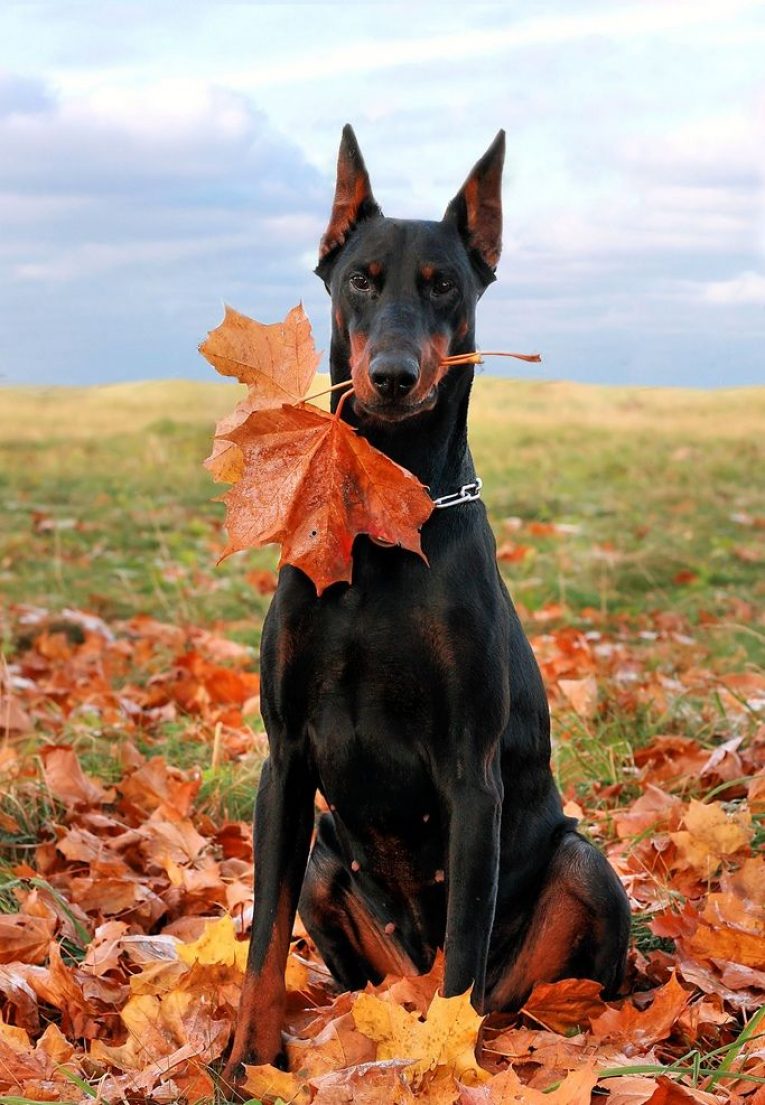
xmin=316 ymin=125 xmax=382 ymax=283
xmin=443 ymin=130 xmax=505 ymax=283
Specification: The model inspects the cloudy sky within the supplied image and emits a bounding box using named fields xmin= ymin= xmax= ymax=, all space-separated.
xmin=1 ymin=1 xmax=763 ymax=388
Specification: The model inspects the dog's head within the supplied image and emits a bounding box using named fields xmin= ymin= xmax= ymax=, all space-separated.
xmin=316 ymin=125 xmax=505 ymax=424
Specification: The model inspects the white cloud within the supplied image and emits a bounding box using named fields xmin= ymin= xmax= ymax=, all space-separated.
xmin=2 ymin=1 xmax=765 ymax=387
xmin=701 ymin=270 xmax=765 ymax=304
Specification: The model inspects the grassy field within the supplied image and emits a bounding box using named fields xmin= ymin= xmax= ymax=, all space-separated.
xmin=2 ymin=375 xmax=763 ymax=804
xmin=2 ymin=376 xmax=764 ymax=648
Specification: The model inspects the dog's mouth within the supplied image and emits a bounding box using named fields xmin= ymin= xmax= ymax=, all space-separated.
xmin=352 ymin=387 xmax=439 ymax=424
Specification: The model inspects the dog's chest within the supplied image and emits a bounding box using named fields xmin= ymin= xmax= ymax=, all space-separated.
xmin=266 ymin=560 xmax=509 ymax=742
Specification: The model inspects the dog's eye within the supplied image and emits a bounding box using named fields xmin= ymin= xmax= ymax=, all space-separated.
xmin=432 ymin=277 xmax=455 ymax=296
xmin=349 ymin=273 xmax=371 ymax=292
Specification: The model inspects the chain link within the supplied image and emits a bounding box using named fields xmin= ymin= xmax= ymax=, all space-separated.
xmin=432 ymin=477 xmax=483 ymax=510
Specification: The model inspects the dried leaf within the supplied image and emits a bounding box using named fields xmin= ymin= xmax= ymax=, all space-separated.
xmin=41 ymin=744 xmax=114 ymax=808
xmin=311 ymin=1059 xmax=415 ymax=1104
xmin=242 ymin=1062 xmax=310 ymax=1104
xmin=460 ymin=1062 xmax=598 ymax=1105
xmin=219 ymin=404 xmax=433 ymax=594
xmin=353 ymin=988 xmax=487 ymax=1087
xmin=670 ymin=799 xmax=751 ymax=875
xmin=590 ymin=973 xmax=690 ymax=1045
xmin=201 ymin=303 xmax=319 ymax=400
xmin=558 ymin=676 xmax=599 ymax=718
xmin=177 ymin=914 xmax=247 ymax=971
xmin=0 ymin=914 xmax=55 ymax=965
xmin=202 ymin=303 xmax=321 ymax=481
xmin=521 ymin=977 xmax=606 ymax=1033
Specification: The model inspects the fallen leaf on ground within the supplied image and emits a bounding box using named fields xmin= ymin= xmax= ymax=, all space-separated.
xmin=670 ymin=799 xmax=751 ymax=876
xmin=353 ymin=988 xmax=488 ymax=1088
xmin=521 ymin=977 xmax=606 ymax=1033
xmin=591 ymin=973 xmax=690 ymax=1046
xmin=558 ymin=675 xmax=599 ymax=718
xmin=459 ymin=1060 xmax=598 ymax=1105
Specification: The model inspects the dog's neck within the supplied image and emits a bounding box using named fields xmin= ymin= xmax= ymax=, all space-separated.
xmin=329 ymin=331 xmax=478 ymax=500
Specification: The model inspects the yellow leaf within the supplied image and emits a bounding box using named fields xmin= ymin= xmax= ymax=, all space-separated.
xmin=353 ymin=988 xmax=487 ymax=1087
xmin=670 ymin=799 xmax=751 ymax=876
xmin=285 ymin=952 xmax=310 ymax=992
xmin=177 ymin=914 xmax=248 ymax=972
xmin=242 ymin=1062 xmax=310 ymax=1104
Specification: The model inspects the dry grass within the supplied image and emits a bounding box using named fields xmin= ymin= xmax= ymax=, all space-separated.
xmin=3 ymin=375 xmax=763 ymax=443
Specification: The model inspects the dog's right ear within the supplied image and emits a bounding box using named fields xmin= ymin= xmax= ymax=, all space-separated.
xmin=316 ymin=125 xmax=382 ymax=285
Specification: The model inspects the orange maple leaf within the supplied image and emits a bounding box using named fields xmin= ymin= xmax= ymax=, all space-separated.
xmin=218 ymin=403 xmax=433 ymax=594
xmin=590 ymin=972 xmax=690 ymax=1046
xmin=200 ymin=302 xmax=320 ymax=401
xmin=201 ymin=303 xmax=321 ymax=482
xmin=521 ymin=977 xmax=606 ymax=1034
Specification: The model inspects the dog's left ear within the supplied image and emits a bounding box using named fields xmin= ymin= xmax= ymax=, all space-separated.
xmin=316 ymin=124 xmax=382 ymax=284
xmin=443 ymin=130 xmax=505 ymax=283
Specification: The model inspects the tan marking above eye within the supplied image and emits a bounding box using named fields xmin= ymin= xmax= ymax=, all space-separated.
xmin=420 ymin=264 xmax=435 ymax=281
xmin=367 ymin=260 xmax=382 ymax=277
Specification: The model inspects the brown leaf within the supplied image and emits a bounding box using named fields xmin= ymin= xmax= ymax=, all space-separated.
xmin=643 ymin=1076 xmax=720 ymax=1105
xmin=202 ymin=303 xmax=321 ymax=481
xmin=40 ymin=745 xmax=114 ymax=808
xmin=603 ymin=1075 xmax=664 ymax=1105
xmin=0 ymin=914 xmax=55 ymax=965
xmin=118 ymin=755 xmax=200 ymax=817
xmin=497 ymin=542 xmax=533 ymax=564
xmin=459 ymin=1062 xmax=598 ymax=1105
xmin=590 ymin=973 xmax=690 ymax=1046
xmin=311 ymin=1059 xmax=416 ymax=1104
xmin=287 ymin=1008 xmax=376 ymax=1078
xmin=246 ymin=567 xmax=279 ymax=594
xmin=683 ymin=921 xmax=765 ymax=969
xmin=219 ymin=404 xmax=433 ymax=594
xmin=521 ymin=977 xmax=606 ymax=1033
xmin=242 ymin=1062 xmax=310 ymax=1104
xmin=0 ymin=693 xmax=32 ymax=732
xmin=201 ymin=302 xmax=320 ymax=400
xmin=558 ymin=675 xmax=599 ymax=718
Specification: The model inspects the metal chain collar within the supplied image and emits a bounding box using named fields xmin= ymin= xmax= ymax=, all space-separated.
xmin=432 ymin=477 xmax=483 ymax=510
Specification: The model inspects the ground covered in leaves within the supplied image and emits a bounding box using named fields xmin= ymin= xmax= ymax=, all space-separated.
xmin=1 ymin=379 xmax=764 ymax=1104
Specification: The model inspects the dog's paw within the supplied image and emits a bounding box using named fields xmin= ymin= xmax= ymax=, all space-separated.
xmin=218 ymin=1058 xmax=246 ymax=1102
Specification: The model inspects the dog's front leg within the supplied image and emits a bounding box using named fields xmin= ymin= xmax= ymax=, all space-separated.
xmin=442 ymin=766 xmax=502 ymax=1009
xmin=223 ymin=747 xmax=315 ymax=1084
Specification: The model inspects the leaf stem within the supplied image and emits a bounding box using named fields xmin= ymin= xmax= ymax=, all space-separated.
xmin=440 ymin=350 xmax=542 ymax=367
xmin=333 ymin=386 xmax=355 ymax=420
xmin=303 ymin=378 xmax=355 ymax=403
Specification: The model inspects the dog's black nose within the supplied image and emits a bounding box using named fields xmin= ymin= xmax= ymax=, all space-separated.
xmin=369 ymin=354 xmax=419 ymax=400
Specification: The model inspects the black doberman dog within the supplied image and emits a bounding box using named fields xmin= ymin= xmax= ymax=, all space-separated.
xmin=224 ymin=125 xmax=630 ymax=1081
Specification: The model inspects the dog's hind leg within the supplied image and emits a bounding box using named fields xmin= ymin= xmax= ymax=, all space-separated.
xmin=299 ymin=814 xmax=423 ymax=989
xmin=485 ymin=831 xmax=630 ymax=1011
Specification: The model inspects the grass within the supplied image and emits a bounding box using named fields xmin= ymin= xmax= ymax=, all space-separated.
xmin=2 ymin=375 xmax=762 ymax=811
xmin=1 ymin=375 xmax=763 ymax=782
xmin=2 ymin=376 xmax=764 ymax=634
